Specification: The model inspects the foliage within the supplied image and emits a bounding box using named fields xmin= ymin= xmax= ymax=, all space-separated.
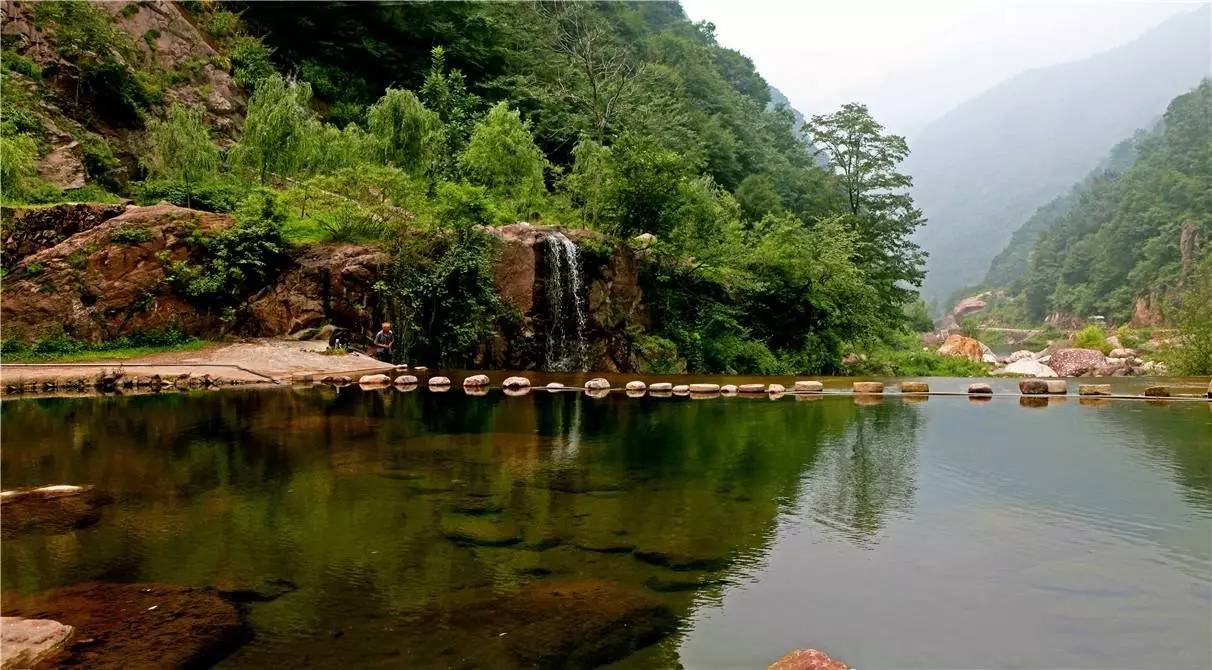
xmin=231 ymin=75 xmax=313 ymax=183
xmin=137 ymin=178 xmax=250 ymax=213
xmin=0 ymin=133 xmax=41 ymax=201
xmin=1072 ymin=325 xmax=1111 ymax=354
xmin=143 ymin=104 xmax=219 ymax=207
xmin=205 ymin=10 xmax=242 ymax=40
xmin=110 ymin=225 xmax=153 ymax=245
xmin=164 ymin=189 xmax=288 ymax=311
xmin=460 ymin=102 xmax=547 ymax=217
xmin=904 ymin=299 xmax=935 ymax=333
xmin=847 ymin=331 xmax=989 ymax=377
xmin=1 ymin=329 xmax=203 ymax=363
xmin=1164 ymin=257 xmax=1212 ymax=375
xmin=1012 ymin=81 xmax=1212 ymax=322
xmin=564 ymin=140 xmax=616 ymax=228
xmin=367 ymin=88 xmax=440 ymax=174
xmin=231 ymin=36 xmax=275 ymax=90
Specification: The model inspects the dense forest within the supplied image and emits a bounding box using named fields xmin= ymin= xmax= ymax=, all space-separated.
xmin=977 ymin=81 xmax=1210 ymax=327
xmin=1 ymin=0 xmax=930 ymax=373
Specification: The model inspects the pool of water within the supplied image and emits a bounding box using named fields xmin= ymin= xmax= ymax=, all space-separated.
xmin=2 ymin=384 xmax=1210 ymax=668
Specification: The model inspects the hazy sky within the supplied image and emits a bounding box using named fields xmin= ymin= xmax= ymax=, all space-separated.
xmin=680 ymin=0 xmax=1204 ymax=137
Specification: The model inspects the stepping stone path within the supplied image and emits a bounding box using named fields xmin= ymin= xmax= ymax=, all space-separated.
xmin=738 ymin=384 xmax=766 ymax=393
xmin=900 ymin=382 xmax=929 ymax=393
xmin=1019 ymin=379 xmax=1049 ymax=395
xmin=585 ymin=378 xmax=610 ymax=390
xmin=1078 ymin=384 xmax=1112 ymax=396
xmin=625 ymin=381 xmax=646 ymax=391
xmin=967 ymin=383 xmax=993 ymax=394
xmin=394 ymin=375 xmax=418 ymax=385
xmin=358 ymin=374 xmax=391 ymax=385
xmin=688 ymin=383 xmax=720 ymax=393
xmin=648 ymin=383 xmax=673 ymax=392
xmin=852 ymin=381 xmax=884 ymax=394
xmin=794 ymin=381 xmax=823 ymax=392
xmin=463 ymin=374 xmax=490 ymax=387
xmin=502 ymin=376 xmax=530 ymax=389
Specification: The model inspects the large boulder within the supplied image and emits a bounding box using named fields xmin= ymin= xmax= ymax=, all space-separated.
xmin=937 ymin=334 xmax=988 ymax=362
xmin=769 ymin=648 xmax=849 ymax=670
xmin=998 ymin=359 xmax=1058 ymax=378
xmin=244 ymin=243 xmax=387 ymax=337
xmin=1049 ymin=348 xmax=1108 ymax=377
xmin=1007 ymin=349 xmax=1036 ymax=363
xmin=0 ymin=618 xmax=75 ymax=669
xmin=951 ymin=295 xmax=987 ymax=318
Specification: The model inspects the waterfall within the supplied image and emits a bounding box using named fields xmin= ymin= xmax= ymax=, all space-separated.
xmin=544 ymin=232 xmax=588 ymax=371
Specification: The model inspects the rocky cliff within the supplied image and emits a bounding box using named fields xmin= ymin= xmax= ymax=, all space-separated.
xmin=1 ymin=205 xmax=648 ymax=371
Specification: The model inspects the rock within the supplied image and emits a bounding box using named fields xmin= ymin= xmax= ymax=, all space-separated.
xmin=1048 ymin=348 xmax=1107 ymax=377
xmin=672 ymin=384 xmax=690 ymax=394
xmin=767 ymin=383 xmax=786 ymax=394
xmin=952 ymin=296 xmax=988 ymax=318
xmin=937 ymin=334 xmax=990 ymax=362
xmin=841 ymin=353 xmax=861 ymax=367
xmin=625 ymin=380 xmax=646 ymax=391
xmin=768 ymin=648 xmax=850 ymax=670
xmin=688 ymin=383 xmax=720 ymax=393
xmin=1018 ymin=379 xmax=1050 ymax=395
xmin=1 ymin=486 xmax=112 ymax=538
xmin=414 ymin=578 xmax=676 ymax=668
xmin=36 ymin=140 xmax=86 ymax=190
xmin=462 ymin=374 xmax=490 ymax=387
xmin=1044 ymin=379 xmax=1068 ymax=394
xmin=358 ymin=374 xmax=391 ymax=385
xmin=1108 ymin=347 xmax=1136 ymax=358
xmin=648 ymin=382 xmax=673 ymax=392
xmin=634 ymin=549 xmax=729 ymax=572
xmin=428 ymin=376 xmax=452 ymax=387
xmin=321 ymin=375 xmax=352 ymax=385
xmin=1140 ymin=361 xmax=1169 ymax=375
xmin=546 ymin=382 xmax=564 ymax=390
xmin=1001 ymin=359 xmax=1058 ymax=378
xmin=720 ymin=384 xmax=738 ymax=395
xmin=967 ymin=383 xmax=993 ymax=394
xmin=2 ymin=203 xmax=126 ymax=260
xmin=214 ymin=578 xmax=298 ymax=603
xmin=585 ymin=388 xmax=610 ymax=399
xmin=852 ymin=381 xmax=884 ymax=394
xmin=1007 ymin=349 xmax=1036 ymax=363
xmin=900 ymin=381 xmax=929 ymax=393
xmin=394 ymin=375 xmax=418 ymax=385
xmin=981 ymin=353 xmax=1000 ymax=364
xmin=1105 ymin=335 xmax=1123 ymax=349
xmin=1078 ymin=384 xmax=1112 ymax=396
xmin=2 ymin=582 xmax=244 ymax=669
xmin=1143 ymin=386 xmax=1170 ymax=398
xmin=738 ymin=384 xmax=766 ymax=393
xmin=0 ymin=618 xmax=74 ymax=669
xmin=504 ymin=387 xmax=530 ymax=397
xmin=442 ymin=518 xmax=522 ymax=547
xmin=794 ymin=381 xmax=823 ymax=392
xmin=585 ymin=378 xmax=611 ymax=390
xmin=502 ymin=376 xmax=530 ymax=389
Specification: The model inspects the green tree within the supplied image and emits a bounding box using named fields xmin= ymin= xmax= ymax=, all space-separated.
xmin=232 ymin=75 xmax=314 ymax=184
xmin=0 ymin=134 xmax=40 ymax=201
xmin=1167 ymin=257 xmax=1212 ymax=375
xmin=806 ymin=103 xmax=927 ymax=316
xmin=142 ymin=104 xmax=219 ymax=208
xmin=734 ymin=173 xmax=782 ymax=223
xmin=367 ymin=88 xmax=440 ymax=174
xmin=419 ymin=47 xmax=480 ymax=179
xmin=564 ymin=139 xmax=616 ymax=228
xmin=460 ymin=102 xmax=547 ymax=216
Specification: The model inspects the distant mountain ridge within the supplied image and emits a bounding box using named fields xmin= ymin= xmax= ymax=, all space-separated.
xmin=905 ymin=6 xmax=1211 ymax=308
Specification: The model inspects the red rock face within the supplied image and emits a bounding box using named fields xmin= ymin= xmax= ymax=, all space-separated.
xmin=1048 ymin=348 xmax=1107 ymax=377
xmin=244 ymin=244 xmax=388 ymax=337
xmin=1 ymin=204 xmax=229 ymax=342
xmin=768 ymin=648 xmax=849 ymax=670
xmin=2 ymin=203 xmax=127 ymax=260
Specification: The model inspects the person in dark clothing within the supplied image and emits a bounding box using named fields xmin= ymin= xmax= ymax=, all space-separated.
xmin=371 ymin=322 xmax=395 ymax=362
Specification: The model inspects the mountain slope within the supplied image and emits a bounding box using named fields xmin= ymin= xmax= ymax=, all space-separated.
xmin=906 ymin=7 xmax=1211 ymax=307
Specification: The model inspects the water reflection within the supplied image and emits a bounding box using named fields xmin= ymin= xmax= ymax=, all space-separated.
xmin=1 ymin=388 xmax=1208 ymax=668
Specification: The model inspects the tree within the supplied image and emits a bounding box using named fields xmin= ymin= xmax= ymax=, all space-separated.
xmin=460 ymin=102 xmax=547 ymax=215
xmin=142 ymin=104 xmax=219 ymax=208
xmin=367 ymin=88 xmax=440 ymax=174
xmin=232 ymin=75 xmax=314 ymax=184
xmin=420 ymin=46 xmax=480 ymax=178
xmin=734 ymin=173 xmax=782 ymax=223
xmin=805 ymin=103 xmax=927 ymax=316
xmin=1167 ymin=257 xmax=1212 ymax=375
xmin=565 ymin=139 xmax=615 ymax=228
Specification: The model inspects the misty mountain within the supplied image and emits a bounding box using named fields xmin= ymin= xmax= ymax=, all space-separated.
xmin=905 ymin=6 xmax=1211 ymax=308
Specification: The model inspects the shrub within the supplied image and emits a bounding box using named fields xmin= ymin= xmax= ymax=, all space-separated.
xmin=137 ymin=178 xmax=249 ymax=212
xmin=205 ymin=10 xmax=242 ymax=39
xmin=231 ymin=36 xmax=275 ymax=90
xmin=1 ymin=50 xmax=42 ymax=79
xmin=111 ymin=225 xmax=153 ymax=245
xmin=1072 ymin=325 xmax=1111 ymax=354
xmin=315 ymin=203 xmax=383 ymax=243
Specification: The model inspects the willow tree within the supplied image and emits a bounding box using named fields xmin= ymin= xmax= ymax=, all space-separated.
xmin=233 ymin=75 xmax=314 ymax=184
xmin=367 ymin=88 xmax=440 ymax=175
xmin=143 ymin=103 xmax=219 ymax=208
xmin=805 ymin=103 xmax=926 ymax=316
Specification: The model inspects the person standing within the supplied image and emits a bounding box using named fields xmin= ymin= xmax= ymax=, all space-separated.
xmin=372 ymin=322 xmax=395 ymax=362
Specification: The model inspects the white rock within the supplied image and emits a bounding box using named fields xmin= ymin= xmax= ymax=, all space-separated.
xmin=648 ymin=382 xmax=673 ymax=392
xmin=428 ymin=376 xmax=452 ymax=386
xmin=1007 ymin=350 xmax=1036 ymax=363
xmin=0 ymin=617 xmax=74 ymax=669
xmin=625 ymin=380 xmax=647 ymax=391
xmin=688 ymin=383 xmax=720 ymax=393
xmin=584 ymin=378 xmax=610 ymax=390
xmin=501 ymin=376 xmax=530 ymax=388
xmin=767 ymin=383 xmax=787 ymax=393
xmin=358 ymin=374 xmax=391 ymax=385
xmin=794 ymin=380 xmax=823 ymax=392
xmin=1108 ymin=348 xmax=1136 ymax=358
xmin=672 ymin=384 xmax=690 ymax=394
xmin=394 ymin=375 xmax=418 ymax=385
xmin=1001 ymin=359 xmax=1058 ymax=377
xmin=546 ymin=382 xmax=564 ymax=389
xmin=981 ymin=353 xmax=999 ymax=364
xmin=462 ymin=374 xmax=490 ymax=387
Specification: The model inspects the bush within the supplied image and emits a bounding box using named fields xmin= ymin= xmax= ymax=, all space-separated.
xmin=137 ymin=178 xmax=250 ymax=213
xmin=205 ymin=10 xmax=242 ymax=39
xmin=111 ymin=225 xmax=153 ymax=245
xmin=315 ymin=203 xmax=384 ymax=243
xmin=1 ymin=49 xmax=42 ymax=79
xmin=1163 ymin=260 xmax=1212 ymax=375
xmin=848 ymin=332 xmax=989 ymax=377
xmin=231 ymin=36 xmax=275 ymax=90
xmin=1072 ymin=325 xmax=1111 ymax=354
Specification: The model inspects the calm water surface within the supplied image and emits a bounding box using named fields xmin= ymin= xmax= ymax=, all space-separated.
xmin=2 ymin=384 xmax=1210 ymax=668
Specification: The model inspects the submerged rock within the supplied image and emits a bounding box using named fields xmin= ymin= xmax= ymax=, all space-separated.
xmin=2 ymin=582 xmax=245 ymax=669
xmin=634 ymin=549 xmax=729 ymax=572
xmin=442 ymin=518 xmax=523 ymax=547
xmin=214 ymin=578 xmax=298 ymax=603
xmin=412 ymin=578 xmax=676 ymax=669
xmin=1 ymin=485 xmax=112 ymax=538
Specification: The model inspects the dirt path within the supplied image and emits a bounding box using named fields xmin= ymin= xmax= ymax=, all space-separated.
xmin=1 ymin=339 xmax=397 ymax=387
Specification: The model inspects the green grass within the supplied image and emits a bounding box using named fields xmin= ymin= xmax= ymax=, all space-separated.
xmin=1 ymin=340 xmax=207 ymax=363
xmin=281 ymin=216 xmax=328 ymax=244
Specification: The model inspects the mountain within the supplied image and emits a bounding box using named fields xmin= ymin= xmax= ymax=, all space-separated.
xmin=986 ymin=81 xmax=1211 ymax=325
xmin=905 ymin=7 xmax=1211 ymax=308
